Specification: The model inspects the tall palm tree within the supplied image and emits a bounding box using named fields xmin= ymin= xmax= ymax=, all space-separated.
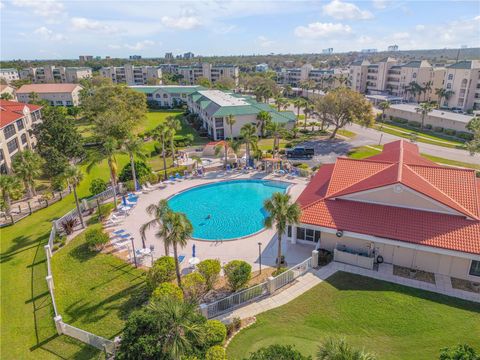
xmin=435 ymin=88 xmax=454 ymax=108
xmin=140 ymin=199 xmax=171 ymax=253
xmin=378 ymin=101 xmax=391 ymax=129
xmin=292 ymin=98 xmax=307 ymax=126
xmin=303 ymin=101 xmax=314 ymax=131
xmin=88 ymin=137 xmax=119 ymax=209
xmin=415 ymin=102 xmax=435 ymax=130
xmin=274 ymin=97 xmax=288 ymax=111
xmin=147 ymin=298 xmax=206 ymax=360
xmin=240 ymin=123 xmax=258 ymax=167
xmin=11 ymin=150 xmax=43 ymax=199
xmin=256 ymin=111 xmax=272 ymax=137
xmin=423 ymin=81 xmax=433 ymax=101
xmin=166 ymin=116 xmax=182 ymax=164
xmin=267 ymin=122 xmax=285 ymax=158
xmin=61 ymin=165 xmax=85 ymax=228
xmin=264 ymin=193 xmax=301 ymax=269
xmin=152 ymin=123 xmax=170 ymax=180
xmin=224 ymin=114 xmax=237 ymax=168
xmin=0 ymin=174 xmax=22 ymax=216
xmin=317 ymin=338 xmax=377 ymax=360
xmin=283 ymin=84 xmax=293 ymax=97
xmin=121 ymin=135 xmax=145 ymax=191
xmin=164 ymin=211 xmax=193 ymax=288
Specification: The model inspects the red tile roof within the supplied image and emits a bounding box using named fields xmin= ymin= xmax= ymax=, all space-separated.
xmin=16 ymin=83 xmax=81 ymax=94
xmin=297 ymin=140 xmax=480 ymax=255
xmin=0 ymin=99 xmax=42 ymax=128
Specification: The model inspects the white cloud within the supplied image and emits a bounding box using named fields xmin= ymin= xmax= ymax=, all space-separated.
xmin=372 ymin=0 xmax=388 ymax=9
xmin=294 ymin=22 xmax=352 ymax=39
xmin=161 ymin=16 xmax=202 ymax=30
xmin=0 ymin=1 xmax=4 ymax=10
xmin=34 ymin=26 xmax=66 ymax=41
xmin=125 ymin=40 xmax=155 ymax=51
xmin=71 ymin=17 xmax=118 ymax=33
xmin=257 ymin=36 xmax=275 ymax=48
xmin=12 ymin=0 xmax=65 ymax=17
xmin=323 ymin=0 xmax=374 ymax=20
xmin=415 ymin=24 xmax=425 ymax=31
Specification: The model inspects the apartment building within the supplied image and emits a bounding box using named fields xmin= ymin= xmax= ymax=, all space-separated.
xmin=442 ymin=60 xmax=480 ymax=111
xmin=255 ymin=63 xmax=269 ymax=72
xmin=276 ymin=64 xmax=345 ymax=89
xmin=79 ymin=55 xmax=93 ymax=62
xmin=187 ymin=89 xmax=295 ymax=140
xmin=177 ymin=64 xmax=239 ymax=86
xmin=0 ymin=100 xmax=42 ymax=174
xmin=16 ymin=84 xmax=83 ymax=106
xmin=19 ymin=66 xmax=92 ymax=84
xmin=129 ymin=85 xmax=205 ymax=107
xmin=0 ymin=68 xmax=20 ymax=84
xmin=100 ymin=65 xmax=162 ymax=85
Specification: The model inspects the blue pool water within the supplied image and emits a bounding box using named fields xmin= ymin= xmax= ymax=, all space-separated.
xmin=168 ymin=180 xmax=289 ymax=240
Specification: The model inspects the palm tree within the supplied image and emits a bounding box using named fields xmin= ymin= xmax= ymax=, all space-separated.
xmin=121 ymin=135 xmax=145 ymax=191
xmin=0 ymin=92 xmax=13 ymax=100
xmin=166 ymin=116 xmax=182 ymax=164
xmin=267 ymin=122 xmax=285 ymax=158
xmin=11 ymin=150 xmax=43 ymax=199
xmin=240 ymin=123 xmax=258 ymax=167
xmin=378 ymin=101 xmax=391 ymax=129
xmin=140 ymin=199 xmax=171 ymax=253
xmin=224 ymin=114 xmax=237 ymax=168
xmin=256 ymin=111 xmax=272 ymax=137
xmin=415 ymin=102 xmax=435 ymax=130
xmin=435 ymin=88 xmax=454 ymax=108
xmin=152 ymin=123 xmax=170 ymax=180
xmin=274 ymin=97 xmax=288 ymax=112
xmin=61 ymin=165 xmax=85 ymax=228
xmin=283 ymin=84 xmax=293 ymax=97
xmin=423 ymin=81 xmax=433 ymax=101
xmin=303 ymin=101 xmax=314 ymax=131
xmin=147 ymin=298 xmax=205 ymax=360
xmin=264 ymin=193 xmax=301 ymax=269
xmin=164 ymin=211 xmax=193 ymax=287
xmin=88 ymin=137 xmax=119 ymax=209
xmin=0 ymin=174 xmax=22 ymax=216
xmin=317 ymin=338 xmax=377 ymax=360
xmin=292 ymin=98 xmax=307 ymax=126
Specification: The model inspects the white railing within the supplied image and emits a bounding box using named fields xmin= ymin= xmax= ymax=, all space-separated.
xmin=204 ymin=256 xmax=313 ymax=318
xmin=61 ymin=322 xmax=115 ymax=353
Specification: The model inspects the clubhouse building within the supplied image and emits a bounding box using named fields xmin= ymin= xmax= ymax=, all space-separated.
xmin=292 ymin=140 xmax=480 ymax=283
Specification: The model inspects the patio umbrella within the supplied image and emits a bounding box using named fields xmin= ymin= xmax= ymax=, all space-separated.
xmin=122 ymin=195 xmax=127 ymax=206
xmin=188 ymin=257 xmax=200 ymax=266
xmin=192 ymin=244 xmax=196 ymax=258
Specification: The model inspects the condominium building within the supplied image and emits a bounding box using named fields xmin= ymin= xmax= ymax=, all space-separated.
xmin=129 ymin=85 xmax=205 ymax=107
xmin=159 ymin=64 xmax=179 ymax=74
xmin=19 ymin=66 xmax=92 ymax=84
xmin=99 ymin=65 xmax=162 ymax=85
xmin=177 ymin=64 xmax=239 ymax=86
xmin=0 ymin=100 xmax=42 ymax=174
xmin=276 ymin=64 xmax=345 ymax=88
xmin=165 ymin=52 xmax=174 ymax=60
xmin=442 ymin=60 xmax=480 ymax=111
xmin=183 ymin=52 xmax=195 ymax=60
xmin=79 ymin=55 xmax=93 ymax=62
xmin=16 ymin=84 xmax=83 ymax=106
xmin=187 ymin=89 xmax=296 ymax=140
xmin=0 ymin=68 xmax=20 ymax=84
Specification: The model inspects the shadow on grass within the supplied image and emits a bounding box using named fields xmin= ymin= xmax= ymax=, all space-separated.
xmin=325 ymin=271 xmax=480 ymax=313
xmin=69 ymin=242 xmax=97 ymax=262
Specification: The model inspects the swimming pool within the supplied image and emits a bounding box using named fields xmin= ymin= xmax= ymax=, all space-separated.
xmin=168 ymin=180 xmax=290 ymax=240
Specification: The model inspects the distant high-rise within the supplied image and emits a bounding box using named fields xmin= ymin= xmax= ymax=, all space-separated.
xmin=79 ymin=55 xmax=93 ymax=62
xmin=361 ymin=49 xmax=377 ymax=54
xmin=322 ymin=48 xmax=334 ymax=55
xmin=165 ymin=52 xmax=174 ymax=60
xmin=129 ymin=55 xmax=142 ymax=60
xmin=388 ymin=45 xmax=399 ymax=52
xmin=183 ymin=52 xmax=195 ymax=59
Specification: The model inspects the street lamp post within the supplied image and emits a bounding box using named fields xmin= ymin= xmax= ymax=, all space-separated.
xmin=130 ymin=237 xmax=138 ymax=268
xmin=258 ymin=242 xmax=262 ymax=274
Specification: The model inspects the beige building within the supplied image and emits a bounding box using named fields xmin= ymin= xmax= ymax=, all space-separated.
xmin=443 ymin=60 xmax=480 ymax=111
xmin=0 ymin=85 xmax=16 ymax=100
xmin=19 ymin=66 xmax=92 ymax=84
xmin=0 ymin=68 xmax=20 ymax=84
xmin=0 ymin=100 xmax=42 ymax=174
xmin=178 ymin=64 xmax=239 ymax=86
xmin=100 ymin=65 xmax=162 ymax=85
xmin=16 ymin=84 xmax=83 ymax=106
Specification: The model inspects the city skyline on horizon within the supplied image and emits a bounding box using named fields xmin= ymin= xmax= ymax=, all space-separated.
xmin=1 ymin=0 xmax=479 ymax=61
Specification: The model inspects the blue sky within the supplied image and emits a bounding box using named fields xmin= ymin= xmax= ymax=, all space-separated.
xmin=1 ymin=0 xmax=479 ymax=60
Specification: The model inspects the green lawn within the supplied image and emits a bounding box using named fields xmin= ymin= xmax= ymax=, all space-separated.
xmin=227 ymin=272 xmax=480 ymax=360
xmin=52 ymin=224 xmax=146 ymax=338
xmin=257 ymin=138 xmax=289 ymax=151
xmin=336 ymin=129 xmax=357 ymax=138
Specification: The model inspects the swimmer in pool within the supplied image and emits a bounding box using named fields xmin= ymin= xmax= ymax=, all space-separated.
xmin=206 ymin=214 xmax=211 ymax=219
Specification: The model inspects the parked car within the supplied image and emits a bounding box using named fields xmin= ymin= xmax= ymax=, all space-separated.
xmin=286 ymin=147 xmax=315 ymax=159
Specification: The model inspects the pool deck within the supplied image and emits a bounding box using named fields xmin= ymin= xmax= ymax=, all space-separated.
xmin=115 ymin=171 xmax=313 ymax=271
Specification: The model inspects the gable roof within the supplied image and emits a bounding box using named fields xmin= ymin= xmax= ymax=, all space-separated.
xmin=0 ymin=99 xmax=42 ymax=128
xmin=17 ymin=83 xmax=81 ymax=94
xmin=297 ymin=140 xmax=480 ymax=255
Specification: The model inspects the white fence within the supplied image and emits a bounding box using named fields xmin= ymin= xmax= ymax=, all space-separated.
xmin=203 ymin=256 xmax=314 ymax=318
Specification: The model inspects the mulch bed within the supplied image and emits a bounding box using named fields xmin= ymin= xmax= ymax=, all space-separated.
xmin=393 ymin=265 xmax=436 ymax=284
xmin=451 ymin=277 xmax=480 ymax=294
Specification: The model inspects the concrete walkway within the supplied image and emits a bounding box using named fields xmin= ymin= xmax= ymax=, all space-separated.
xmin=216 ymin=261 xmax=480 ymax=322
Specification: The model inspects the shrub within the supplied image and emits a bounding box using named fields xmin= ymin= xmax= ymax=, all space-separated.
xmin=146 ymin=256 xmax=176 ymax=291
xmin=226 ymin=317 xmax=242 ymax=337
xmin=182 ymin=272 xmax=206 ymax=301
xmin=54 ymin=235 xmax=66 ymax=248
xmin=246 ymin=344 xmax=312 ymax=360
xmin=124 ymin=180 xmax=135 ymax=192
xmin=174 ymin=134 xmax=194 ymax=147
xmin=119 ymin=161 xmax=152 ymax=182
xmin=284 ymin=142 xmax=293 ymax=148
xmin=433 ymin=126 xmax=444 ymax=133
xmin=296 ymin=163 xmax=309 ymax=170
xmin=85 ymin=228 xmax=109 ymax=251
xmin=197 ymin=259 xmax=221 ymax=290
xmin=141 ymin=173 xmax=159 ymax=185
xmin=87 ymin=202 xmax=115 ymax=225
xmin=206 ymin=345 xmax=227 ymax=360
xmin=443 ymin=128 xmax=456 ymax=136
xmin=456 ymin=132 xmax=474 ymax=141
xmin=272 ymin=267 xmax=288 ymax=277
xmin=439 ymin=344 xmax=478 ymax=360
xmin=224 ymin=260 xmax=251 ymax=291
xmin=61 ymin=218 xmax=78 ymax=235
xmin=392 ymin=117 xmax=408 ymax=124
xmin=318 ymin=249 xmax=333 ymax=266
xmin=151 ymin=282 xmax=183 ymax=302
xmin=408 ymin=121 xmax=421 ymax=128
xmin=424 ymin=124 xmax=433 ymax=130
xmin=89 ymin=178 xmax=107 ymax=196
xmin=164 ymin=166 xmax=188 ymax=180
xmin=205 ymin=320 xmax=227 ymax=347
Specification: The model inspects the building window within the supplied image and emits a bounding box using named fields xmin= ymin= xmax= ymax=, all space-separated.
xmin=446 ymin=83 xmax=452 ymax=89
xmin=0 ymin=163 xmax=7 ymax=174
xmin=469 ymin=260 xmax=480 ymax=277
xmin=21 ymin=133 xmax=28 ymax=145
xmin=56 ymin=101 xmax=63 ymax=105
xmin=215 ymin=128 xmax=224 ymax=139
xmin=448 ymin=74 xmax=453 ymax=80
xmin=3 ymin=124 xmax=16 ymax=139
xmin=163 ymin=94 xmax=168 ymax=98
xmin=16 ymin=119 xmax=25 ymax=131
xmin=296 ymin=226 xmax=320 ymax=242
xmin=287 ymin=225 xmax=292 ymax=238
xmin=0 ymin=149 xmax=4 ymax=161
xmin=412 ymin=73 xmax=416 ymax=79
xmin=7 ymin=138 xmax=19 ymax=154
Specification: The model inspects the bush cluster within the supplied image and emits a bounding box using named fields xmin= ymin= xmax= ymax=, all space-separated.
xmin=197 ymin=259 xmax=221 ymax=290
xmin=119 ymin=161 xmax=152 ymax=182
xmin=224 ymin=260 xmax=252 ymax=291
xmin=85 ymin=228 xmax=109 ymax=251
xmin=151 ymin=282 xmax=184 ymax=302
xmin=146 ymin=256 xmax=176 ymax=291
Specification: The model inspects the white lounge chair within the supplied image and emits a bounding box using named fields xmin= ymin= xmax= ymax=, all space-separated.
xmin=141 ymin=184 xmax=152 ymax=193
